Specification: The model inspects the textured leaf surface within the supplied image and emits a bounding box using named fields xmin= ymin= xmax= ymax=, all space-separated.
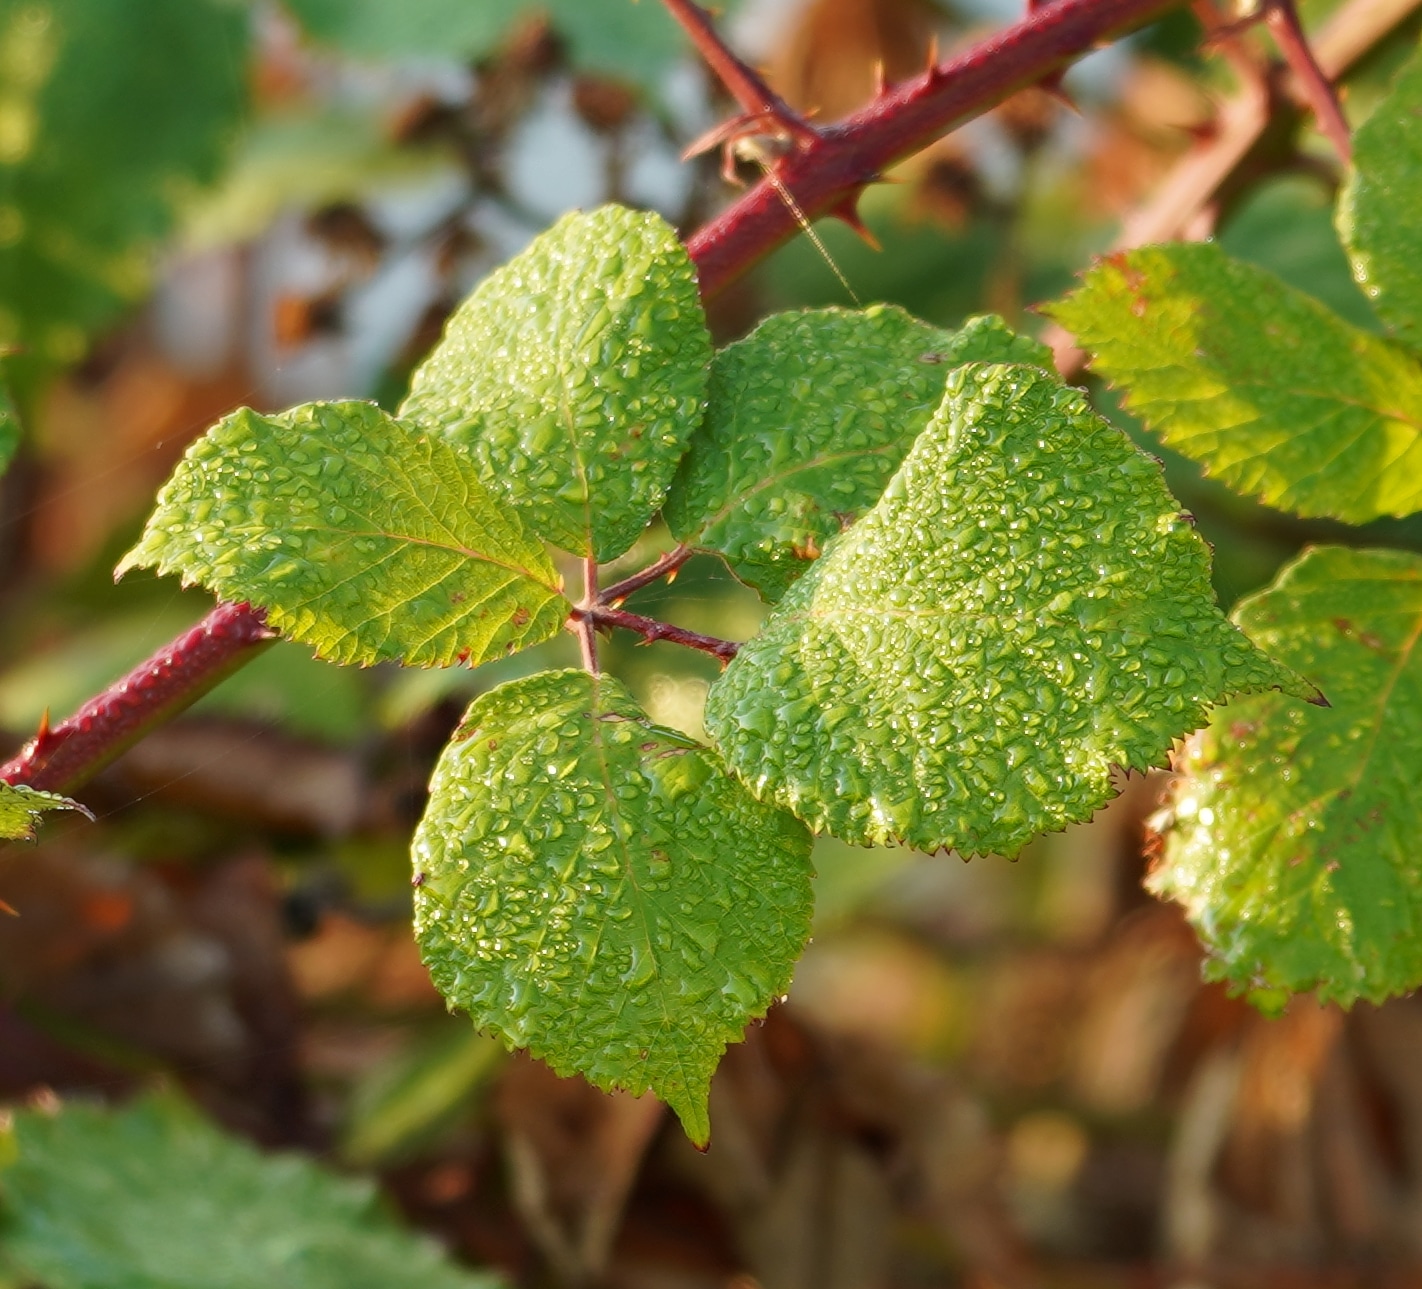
xmin=0 ymin=0 xmax=248 ymax=365
xmin=413 ymin=669 xmax=813 ymax=1144
xmin=1338 ymin=44 xmax=1422 ymax=344
xmin=663 ymin=308 xmax=1049 ymax=601
xmin=705 ymin=364 xmax=1307 ymax=855
xmin=401 ymin=206 xmax=711 ymax=561
xmin=118 ymin=401 xmax=566 ymax=667
xmin=1047 ymin=242 xmax=1422 ymax=522
xmin=1150 ymin=546 xmax=1422 ymax=1008
xmin=0 ymin=782 xmax=87 ymax=841
xmin=0 ymin=1094 xmax=500 ymax=1289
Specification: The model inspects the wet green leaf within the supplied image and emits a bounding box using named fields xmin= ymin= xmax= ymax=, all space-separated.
xmin=1338 ymin=43 xmax=1422 ymax=345
xmin=1150 ymin=545 xmax=1422 ymax=1008
xmin=704 ymin=363 xmax=1308 ymax=856
xmin=0 ymin=782 xmax=88 ymax=841
xmin=663 ymin=308 xmax=1049 ymax=601
xmin=0 ymin=1093 xmax=501 ymax=1289
xmin=1047 ymin=242 xmax=1422 ymax=522
xmin=401 ymin=206 xmax=712 ymax=562
xmin=0 ymin=0 xmax=248 ymax=365
xmin=117 ymin=401 xmax=567 ymax=668
xmin=413 ymin=669 xmax=813 ymax=1144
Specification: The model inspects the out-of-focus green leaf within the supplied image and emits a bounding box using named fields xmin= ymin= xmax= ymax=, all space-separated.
xmin=663 ymin=308 xmax=1048 ymax=601
xmin=117 ymin=401 xmax=567 ymax=668
xmin=0 ymin=782 xmax=88 ymax=841
xmin=1220 ymin=176 xmax=1378 ymax=331
xmin=343 ymin=1025 xmax=505 ymax=1166
xmin=0 ymin=0 xmax=249 ymax=365
xmin=0 ymin=356 xmax=19 ymax=472
xmin=1151 ymin=545 xmax=1422 ymax=1008
xmin=705 ymin=364 xmax=1308 ymax=856
xmin=283 ymin=0 xmax=509 ymax=60
xmin=1048 ymin=242 xmax=1422 ymax=523
xmin=184 ymin=112 xmax=453 ymax=251
xmin=0 ymin=1094 xmax=502 ymax=1289
xmin=402 ymin=206 xmax=711 ymax=561
xmin=413 ymin=669 xmax=813 ymax=1145
xmin=543 ymin=0 xmax=688 ymax=92
xmin=1338 ymin=42 xmax=1422 ymax=345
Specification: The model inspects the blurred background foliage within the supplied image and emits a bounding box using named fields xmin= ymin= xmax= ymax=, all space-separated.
xmin=4 ymin=0 xmax=1422 ymax=1285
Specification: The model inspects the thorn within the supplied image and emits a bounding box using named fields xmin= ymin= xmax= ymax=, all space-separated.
xmin=664 ymin=568 xmax=679 ymax=585
xmin=0 ymin=898 xmax=17 ymax=917
xmin=1039 ymin=70 xmax=1079 ymax=112
xmin=925 ymin=31 xmax=940 ymax=73
xmin=828 ymin=193 xmax=880 ymax=249
xmin=872 ymin=58 xmax=888 ymax=98
xmin=33 ymin=708 xmax=52 ymax=749
xmin=610 ymin=596 xmax=627 ymax=608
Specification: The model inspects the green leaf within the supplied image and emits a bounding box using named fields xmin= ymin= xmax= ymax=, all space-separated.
xmin=0 ymin=0 xmax=249 ymax=365
xmin=413 ymin=669 xmax=813 ymax=1144
xmin=1149 ymin=545 xmax=1422 ymax=1008
xmin=400 ymin=205 xmax=712 ymax=562
xmin=544 ymin=0 xmax=690 ymax=93
xmin=1046 ymin=241 xmax=1422 ymax=523
xmin=704 ymin=363 xmax=1308 ymax=856
xmin=283 ymin=0 xmax=510 ymax=60
xmin=0 ymin=1093 xmax=501 ymax=1289
xmin=1338 ymin=43 xmax=1422 ymax=345
xmin=117 ymin=400 xmax=567 ymax=668
xmin=0 ymin=357 xmax=19 ymax=474
xmin=663 ymin=307 xmax=1049 ymax=601
xmin=0 ymin=782 xmax=88 ymax=841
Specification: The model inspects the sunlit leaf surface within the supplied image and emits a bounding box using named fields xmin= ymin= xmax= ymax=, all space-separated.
xmin=413 ymin=669 xmax=813 ymax=1144
xmin=0 ymin=781 xmax=87 ymax=841
xmin=705 ymin=363 xmax=1307 ymax=855
xmin=118 ymin=401 xmax=566 ymax=668
xmin=401 ymin=205 xmax=712 ymax=561
xmin=1151 ymin=545 xmax=1422 ymax=1008
xmin=1048 ymin=242 xmax=1422 ymax=522
xmin=664 ymin=308 xmax=1048 ymax=601
xmin=1338 ymin=43 xmax=1422 ymax=345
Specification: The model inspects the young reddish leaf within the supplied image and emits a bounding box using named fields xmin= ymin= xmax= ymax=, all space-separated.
xmin=118 ymin=401 xmax=566 ymax=668
xmin=705 ymin=363 xmax=1308 ymax=856
xmin=413 ymin=669 xmax=813 ymax=1145
xmin=1151 ymin=546 xmax=1422 ymax=1009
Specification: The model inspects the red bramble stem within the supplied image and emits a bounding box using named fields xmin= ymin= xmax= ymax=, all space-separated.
xmin=575 ymin=605 xmax=740 ymax=663
xmin=598 ymin=544 xmax=693 ymax=605
xmin=2 ymin=0 xmax=1182 ymax=792
xmin=0 ymin=602 xmax=278 ymax=794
